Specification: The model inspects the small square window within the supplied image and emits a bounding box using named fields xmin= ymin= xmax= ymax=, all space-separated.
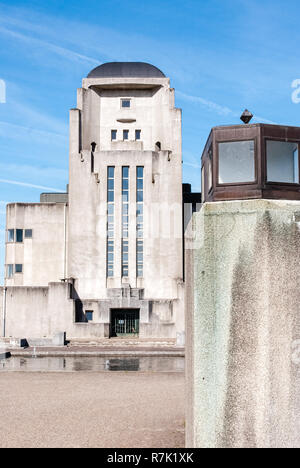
xmin=25 ymin=229 xmax=33 ymax=239
xmin=121 ymin=99 xmax=131 ymax=108
xmin=15 ymin=264 xmax=23 ymax=274
xmin=85 ymin=311 xmax=93 ymax=322
xmin=111 ymin=130 xmax=117 ymax=141
xmin=7 ymin=264 xmax=13 ymax=278
xmin=135 ymin=130 xmax=141 ymax=141
xmin=123 ymin=130 xmax=129 ymax=141
xmin=16 ymin=229 xmax=23 ymax=243
xmin=7 ymin=229 xmax=14 ymax=242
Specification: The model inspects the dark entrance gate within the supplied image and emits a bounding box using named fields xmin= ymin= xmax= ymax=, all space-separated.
xmin=110 ymin=309 xmax=140 ymax=338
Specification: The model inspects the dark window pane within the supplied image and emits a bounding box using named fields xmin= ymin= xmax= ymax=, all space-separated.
xmin=85 ymin=311 xmax=93 ymax=321
xmin=135 ymin=130 xmax=141 ymax=140
xmin=108 ymin=167 xmax=115 ymax=178
xmin=108 ymin=192 xmax=114 ymax=202
xmin=123 ymin=130 xmax=129 ymax=140
xmin=111 ymin=130 xmax=117 ymax=141
xmin=25 ymin=229 xmax=32 ymax=239
xmin=122 ymin=167 xmax=129 ymax=178
xmin=15 ymin=264 xmax=23 ymax=273
xmin=122 ymin=100 xmax=131 ymax=108
xmin=108 ymin=179 xmax=114 ymax=190
xmin=16 ymin=229 xmax=23 ymax=243
xmin=137 ymin=167 xmax=144 ymax=178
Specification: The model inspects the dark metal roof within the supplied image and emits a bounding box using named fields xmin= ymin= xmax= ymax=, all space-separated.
xmin=87 ymin=62 xmax=166 ymax=78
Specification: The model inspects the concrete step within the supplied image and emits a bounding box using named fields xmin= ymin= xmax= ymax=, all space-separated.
xmin=68 ymin=338 xmax=178 ymax=348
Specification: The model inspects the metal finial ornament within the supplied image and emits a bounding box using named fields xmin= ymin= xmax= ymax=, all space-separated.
xmin=240 ymin=109 xmax=253 ymax=124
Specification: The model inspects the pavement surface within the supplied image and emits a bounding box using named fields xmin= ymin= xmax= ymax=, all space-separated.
xmin=0 ymin=371 xmax=185 ymax=448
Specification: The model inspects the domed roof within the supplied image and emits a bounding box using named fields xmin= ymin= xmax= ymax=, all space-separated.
xmin=87 ymin=62 xmax=166 ymax=79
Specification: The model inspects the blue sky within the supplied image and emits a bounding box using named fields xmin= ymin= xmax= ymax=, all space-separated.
xmin=0 ymin=0 xmax=300 ymax=280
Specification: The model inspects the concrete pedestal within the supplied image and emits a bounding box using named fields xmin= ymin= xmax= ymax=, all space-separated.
xmin=185 ymin=200 xmax=300 ymax=448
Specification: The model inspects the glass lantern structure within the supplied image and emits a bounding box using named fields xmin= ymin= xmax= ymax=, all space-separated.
xmin=201 ymin=124 xmax=300 ymax=202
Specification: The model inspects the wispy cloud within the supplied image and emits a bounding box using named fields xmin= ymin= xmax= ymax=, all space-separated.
xmin=0 ymin=178 xmax=64 ymax=192
xmin=0 ymin=25 xmax=99 ymax=66
xmin=177 ymin=90 xmax=234 ymax=116
xmin=177 ymin=90 xmax=278 ymax=124
xmin=0 ymin=120 xmax=67 ymax=146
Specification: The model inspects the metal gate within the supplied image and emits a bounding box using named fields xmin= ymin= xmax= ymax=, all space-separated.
xmin=110 ymin=309 xmax=140 ymax=337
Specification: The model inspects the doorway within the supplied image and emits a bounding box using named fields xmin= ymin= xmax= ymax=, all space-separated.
xmin=110 ymin=309 xmax=140 ymax=338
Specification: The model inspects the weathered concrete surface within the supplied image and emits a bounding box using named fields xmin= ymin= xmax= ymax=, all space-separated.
xmin=186 ymin=199 xmax=300 ymax=448
xmin=0 ymin=372 xmax=184 ymax=448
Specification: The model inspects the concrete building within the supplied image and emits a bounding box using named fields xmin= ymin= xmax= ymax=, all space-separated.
xmin=1 ymin=62 xmax=198 ymax=343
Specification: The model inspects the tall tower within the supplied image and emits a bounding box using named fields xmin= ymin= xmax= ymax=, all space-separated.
xmin=3 ymin=62 xmax=185 ymax=342
xmin=68 ymin=62 xmax=184 ymax=339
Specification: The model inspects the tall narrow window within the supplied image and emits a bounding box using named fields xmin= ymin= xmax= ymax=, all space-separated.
xmin=123 ymin=130 xmax=129 ymax=141
xmin=122 ymin=167 xmax=129 ymax=277
xmin=107 ymin=167 xmax=115 ymax=277
xmin=7 ymin=264 xmax=13 ymax=278
xmin=135 ymin=130 xmax=141 ymax=141
xmin=7 ymin=229 xmax=14 ymax=242
xmin=16 ymin=229 xmax=23 ymax=243
xmin=111 ymin=130 xmax=117 ymax=141
xmin=136 ymin=167 xmax=144 ymax=277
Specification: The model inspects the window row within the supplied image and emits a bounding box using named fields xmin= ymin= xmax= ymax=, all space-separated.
xmin=217 ymin=139 xmax=299 ymax=185
xmin=6 ymin=264 xmax=23 ymax=277
xmin=107 ymin=166 xmax=144 ymax=278
xmin=107 ymin=169 xmax=144 ymax=203
xmin=111 ymin=130 xmax=141 ymax=141
xmin=7 ymin=229 xmax=33 ymax=243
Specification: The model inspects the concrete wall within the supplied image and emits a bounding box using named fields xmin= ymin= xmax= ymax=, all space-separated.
xmin=5 ymin=203 xmax=67 ymax=287
xmin=186 ymin=199 xmax=300 ymax=448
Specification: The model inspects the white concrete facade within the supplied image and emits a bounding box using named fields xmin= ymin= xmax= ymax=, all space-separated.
xmin=2 ymin=62 xmax=186 ymax=341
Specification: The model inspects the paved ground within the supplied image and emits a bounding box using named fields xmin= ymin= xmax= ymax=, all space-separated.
xmin=0 ymin=372 xmax=185 ymax=448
